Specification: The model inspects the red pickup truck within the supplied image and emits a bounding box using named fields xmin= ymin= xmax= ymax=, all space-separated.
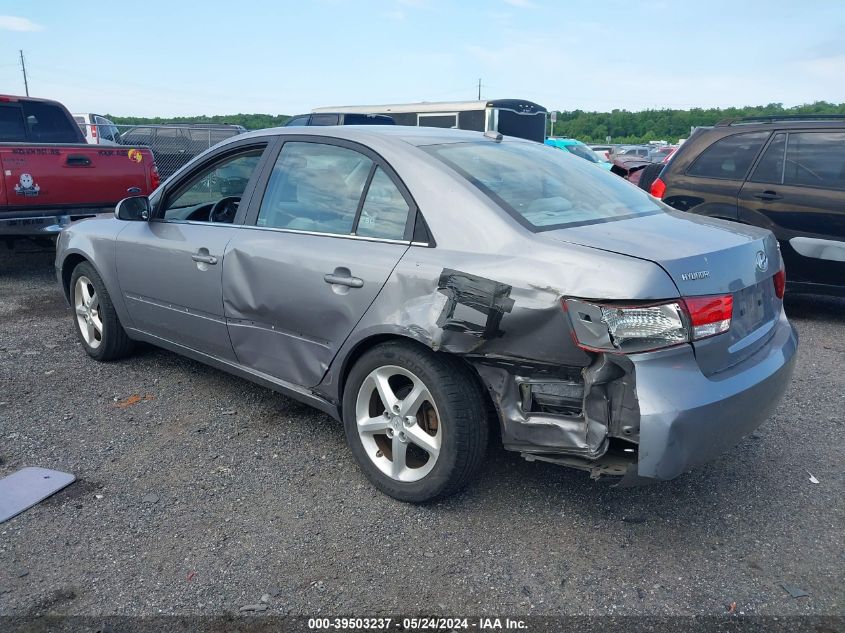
xmin=0 ymin=94 xmax=159 ymax=241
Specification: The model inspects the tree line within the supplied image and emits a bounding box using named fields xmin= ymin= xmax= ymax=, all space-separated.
xmin=108 ymin=101 xmax=845 ymax=144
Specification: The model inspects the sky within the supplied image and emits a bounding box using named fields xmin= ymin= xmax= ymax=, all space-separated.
xmin=1 ymin=0 xmax=844 ymax=117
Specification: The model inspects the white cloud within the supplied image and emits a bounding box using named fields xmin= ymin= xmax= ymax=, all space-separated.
xmin=0 ymin=16 xmax=43 ymax=32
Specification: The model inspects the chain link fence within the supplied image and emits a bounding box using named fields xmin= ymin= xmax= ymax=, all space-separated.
xmin=76 ymin=123 xmax=248 ymax=180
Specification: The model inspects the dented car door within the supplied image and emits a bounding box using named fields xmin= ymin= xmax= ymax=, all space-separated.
xmin=222 ymin=138 xmax=415 ymax=387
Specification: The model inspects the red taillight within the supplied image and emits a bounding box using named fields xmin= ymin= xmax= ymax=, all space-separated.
xmin=683 ymin=295 xmax=733 ymax=340
xmin=773 ymin=267 xmax=786 ymax=299
xmin=150 ymin=163 xmax=160 ymax=190
xmin=650 ymin=177 xmax=666 ymax=199
xmin=91 ymin=124 xmax=98 ymax=139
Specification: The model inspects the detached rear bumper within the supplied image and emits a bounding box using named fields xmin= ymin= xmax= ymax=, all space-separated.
xmin=630 ymin=310 xmax=798 ymax=481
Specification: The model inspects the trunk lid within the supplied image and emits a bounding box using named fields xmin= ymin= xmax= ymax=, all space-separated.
xmin=544 ymin=211 xmax=783 ymax=374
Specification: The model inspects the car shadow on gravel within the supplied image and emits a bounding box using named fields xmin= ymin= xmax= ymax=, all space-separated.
xmin=784 ymin=293 xmax=845 ymax=322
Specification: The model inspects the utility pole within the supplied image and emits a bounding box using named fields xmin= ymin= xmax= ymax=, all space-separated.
xmin=19 ymin=50 xmax=29 ymax=96
xmin=477 ymin=78 xmax=481 ymax=101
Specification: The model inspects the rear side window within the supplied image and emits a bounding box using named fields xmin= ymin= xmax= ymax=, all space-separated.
xmin=0 ymin=105 xmax=27 ymax=141
xmin=750 ymin=133 xmax=786 ymax=184
xmin=310 ymin=114 xmax=340 ymax=126
xmin=21 ymin=101 xmax=82 ymax=143
xmin=783 ymin=132 xmax=845 ymax=192
xmin=286 ymin=115 xmax=310 ymax=127
xmin=355 ymin=167 xmax=410 ymax=240
xmin=687 ymin=131 xmax=769 ymax=180
xmin=425 ymin=141 xmax=663 ymax=231
xmin=257 ymin=142 xmax=374 ymax=235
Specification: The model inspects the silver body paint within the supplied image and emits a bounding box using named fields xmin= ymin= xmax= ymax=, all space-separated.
xmin=56 ymin=126 xmax=798 ymax=482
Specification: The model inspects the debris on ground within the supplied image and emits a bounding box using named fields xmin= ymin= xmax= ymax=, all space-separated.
xmin=239 ymin=603 xmax=269 ymax=613
xmin=727 ymin=601 xmax=737 ymax=614
xmin=115 ymin=394 xmax=154 ymax=408
xmin=187 ymin=571 xmax=196 ymax=582
xmin=805 ymin=470 xmax=820 ymax=484
xmin=0 ymin=467 xmax=76 ymax=523
xmin=781 ymin=582 xmax=810 ymax=598
xmin=141 ymin=493 xmax=160 ymax=504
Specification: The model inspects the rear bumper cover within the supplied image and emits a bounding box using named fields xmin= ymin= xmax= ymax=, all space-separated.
xmin=630 ymin=310 xmax=797 ymax=480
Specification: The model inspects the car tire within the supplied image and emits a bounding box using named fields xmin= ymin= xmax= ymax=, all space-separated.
xmin=70 ymin=261 xmax=134 ymax=361
xmin=342 ymin=341 xmax=488 ymax=503
xmin=638 ymin=162 xmax=665 ymax=193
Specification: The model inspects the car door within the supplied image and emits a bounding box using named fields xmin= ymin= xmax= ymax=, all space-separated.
xmin=115 ymin=140 xmax=274 ymax=360
xmin=222 ymin=137 xmax=416 ymax=387
xmin=738 ymin=130 xmax=845 ymax=288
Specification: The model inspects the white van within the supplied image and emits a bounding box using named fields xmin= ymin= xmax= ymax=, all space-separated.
xmin=72 ymin=113 xmax=121 ymax=145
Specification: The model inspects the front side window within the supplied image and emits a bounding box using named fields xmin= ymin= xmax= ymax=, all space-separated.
xmin=425 ymin=140 xmax=663 ymax=230
xmin=687 ymin=131 xmax=769 ymax=180
xmin=783 ymin=132 xmax=845 ymax=192
xmin=160 ymin=149 xmax=264 ymax=221
xmin=257 ymin=142 xmax=373 ymax=235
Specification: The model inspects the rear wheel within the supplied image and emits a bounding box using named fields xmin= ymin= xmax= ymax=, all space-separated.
xmin=70 ymin=262 xmax=134 ymax=361
xmin=342 ymin=342 xmax=488 ymax=502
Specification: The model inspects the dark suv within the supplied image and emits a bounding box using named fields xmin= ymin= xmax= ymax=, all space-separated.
xmin=650 ymin=116 xmax=845 ymax=296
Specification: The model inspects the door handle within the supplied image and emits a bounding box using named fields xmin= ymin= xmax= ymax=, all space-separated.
xmin=753 ymin=191 xmax=782 ymax=201
xmin=191 ymin=253 xmax=218 ymax=265
xmin=324 ymin=272 xmax=363 ymax=288
xmin=66 ymin=154 xmax=92 ymax=167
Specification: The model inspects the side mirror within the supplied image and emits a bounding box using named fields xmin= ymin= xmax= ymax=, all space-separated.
xmin=115 ymin=196 xmax=151 ymax=221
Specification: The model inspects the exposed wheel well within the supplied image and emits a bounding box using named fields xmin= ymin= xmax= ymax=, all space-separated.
xmin=339 ymin=334 xmax=499 ymax=436
xmin=61 ymin=254 xmax=88 ymax=300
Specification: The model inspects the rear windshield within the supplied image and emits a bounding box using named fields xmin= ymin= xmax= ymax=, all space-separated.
xmin=424 ymin=141 xmax=663 ymax=230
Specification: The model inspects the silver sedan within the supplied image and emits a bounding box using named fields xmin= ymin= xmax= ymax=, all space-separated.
xmin=56 ymin=126 xmax=798 ymax=502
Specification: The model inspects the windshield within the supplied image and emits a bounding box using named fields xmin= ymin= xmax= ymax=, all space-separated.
xmin=564 ymin=143 xmax=600 ymax=163
xmin=424 ymin=141 xmax=663 ymax=230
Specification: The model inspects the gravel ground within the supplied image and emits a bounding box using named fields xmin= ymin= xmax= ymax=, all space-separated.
xmin=0 ymin=246 xmax=843 ymax=618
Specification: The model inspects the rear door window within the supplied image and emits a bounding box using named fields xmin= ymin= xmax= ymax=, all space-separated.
xmin=256 ymin=142 xmax=374 ymax=235
xmin=687 ymin=131 xmax=769 ymax=180
xmin=750 ymin=133 xmax=786 ymax=184
xmin=783 ymin=131 xmax=845 ymax=192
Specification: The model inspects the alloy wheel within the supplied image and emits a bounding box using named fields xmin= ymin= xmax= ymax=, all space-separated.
xmin=74 ymin=276 xmax=103 ymax=349
xmin=355 ymin=365 xmax=442 ymax=482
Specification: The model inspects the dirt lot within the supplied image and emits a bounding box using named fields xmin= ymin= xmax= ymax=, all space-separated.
xmin=1 ymin=246 xmax=843 ymax=618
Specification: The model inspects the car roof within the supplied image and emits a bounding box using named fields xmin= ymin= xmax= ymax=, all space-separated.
xmin=232 ymin=124 xmax=525 ymax=147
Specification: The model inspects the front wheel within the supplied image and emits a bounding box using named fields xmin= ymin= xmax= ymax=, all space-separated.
xmin=342 ymin=342 xmax=488 ymax=502
xmin=70 ymin=261 xmax=134 ymax=361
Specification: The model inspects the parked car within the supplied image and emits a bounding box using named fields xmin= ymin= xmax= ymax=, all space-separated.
xmin=285 ymin=113 xmax=395 ymax=126
xmin=647 ymin=145 xmax=677 ymax=163
xmin=614 ymin=145 xmax=650 ymax=159
xmin=610 ymin=155 xmax=651 ymax=185
xmin=589 ymin=144 xmax=613 ymax=160
xmin=119 ymin=124 xmax=246 ymax=179
xmin=0 ymin=94 xmax=158 ymax=240
xmin=56 ymin=126 xmax=796 ymax=502
xmin=545 ymin=137 xmax=612 ymax=170
xmin=73 ymin=113 xmax=121 ymax=145
xmin=650 ymin=115 xmax=845 ymax=296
